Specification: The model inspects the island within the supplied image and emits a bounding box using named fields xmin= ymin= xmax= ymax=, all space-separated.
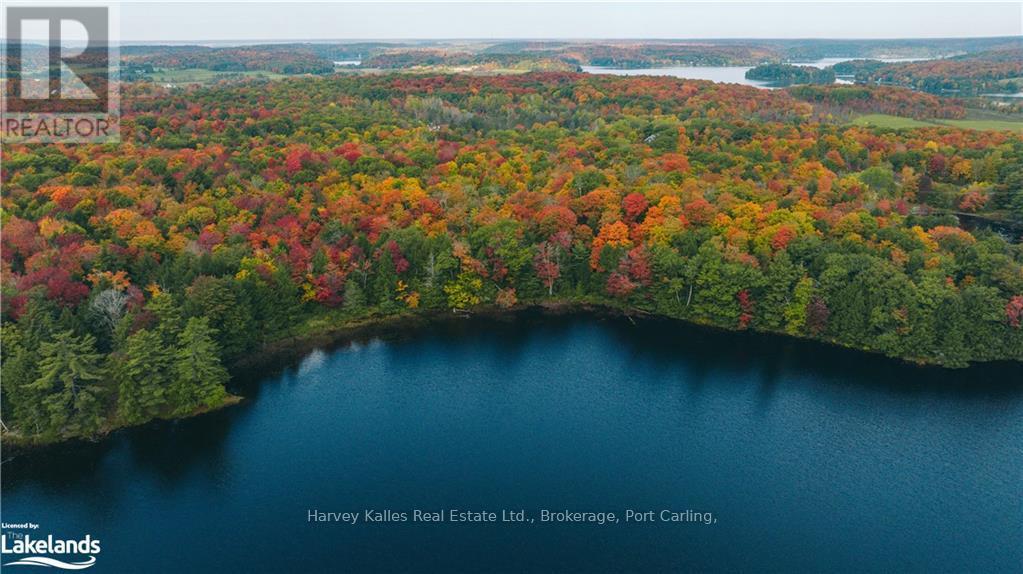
xmin=745 ymin=63 xmax=836 ymax=85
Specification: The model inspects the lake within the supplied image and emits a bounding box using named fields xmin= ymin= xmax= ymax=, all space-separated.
xmin=582 ymin=58 xmax=924 ymax=88
xmin=3 ymin=312 xmax=1022 ymax=572
xmin=581 ymin=64 xmax=771 ymax=87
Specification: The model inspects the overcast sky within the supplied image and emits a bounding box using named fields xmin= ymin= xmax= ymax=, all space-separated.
xmin=21 ymin=1 xmax=1023 ymax=42
xmin=114 ymin=2 xmax=1022 ymax=42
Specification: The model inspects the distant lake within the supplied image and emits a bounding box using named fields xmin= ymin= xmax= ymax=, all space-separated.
xmin=4 ymin=313 xmax=1022 ymax=572
xmin=581 ymin=65 xmax=771 ymax=88
xmin=790 ymin=56 xmax=930 ymax=69
xmin=583 ymin=57 xmax=926 ymax=89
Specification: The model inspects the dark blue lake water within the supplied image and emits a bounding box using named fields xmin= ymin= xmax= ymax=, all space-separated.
xmin=3 ymin=313 xmax=1022 ymax=572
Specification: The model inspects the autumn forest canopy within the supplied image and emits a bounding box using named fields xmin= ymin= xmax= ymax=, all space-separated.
xmin=3 ymin=61 xmax=1023 ymax=444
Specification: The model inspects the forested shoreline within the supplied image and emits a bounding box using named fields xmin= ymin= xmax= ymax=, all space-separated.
xmin=745 ymin=64 xmax=835 ymax=86
xmin=3 ymin=72 xmax=1023 ymax=446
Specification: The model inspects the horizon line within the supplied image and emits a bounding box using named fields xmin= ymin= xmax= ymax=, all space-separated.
xmin=11 ymin=35 xmax=1020 ymax=45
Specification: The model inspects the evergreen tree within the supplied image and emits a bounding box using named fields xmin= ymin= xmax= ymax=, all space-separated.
xmin=760 ymin=251 xmax=801 ymax=330
xmin=784 ymin=277 xmax=814 ymax=335
xmin=1 ymin=299 xmax=58 ymax=435
xmin=371 ymin=248 xmax=400 ymax=310
xmin=253 ymin=268 xmax=303 ymax=340
xmin=147 ymin=290 xmax=183 ymax=347
xmin=342 ymin=279 xmax=367 ymax=314
xmin=1 ymin=325 xmax=45 ymax=435
xmin=115 ymin=328 xmax=171 ymax=424
xmin=183 ymin=276 xmax=255 ymax=359
xmin=170 ymin=317 xmax=228 ymax=415
xmin=29 ymin=330 xmax=107 ymax=437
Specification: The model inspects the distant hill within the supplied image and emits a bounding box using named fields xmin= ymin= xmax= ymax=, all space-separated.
xmin=840 ymin=48 xmax=1023 ymax=95
xmin=115 ymin=37 xmax=1023 ymax=77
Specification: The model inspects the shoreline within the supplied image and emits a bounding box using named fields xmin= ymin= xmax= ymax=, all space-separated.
xmin=228 ymin=300 xmax=955 ymax=375
xmin=4 ymin=301 xmax=1021 ymax=456
xmin=1 ymin=395 xmax=245 ymax=457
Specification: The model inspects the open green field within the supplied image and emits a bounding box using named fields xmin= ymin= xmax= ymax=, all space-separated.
xmin=938 ymin=118 xmax=1023 ymax=132
xmin=850 ymin=114 xmax=935 ymax=129
xmin=851 ymin=113 xmax=1023 ymax=132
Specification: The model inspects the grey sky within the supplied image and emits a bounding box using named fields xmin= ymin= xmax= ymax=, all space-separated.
xmin=114 ymin=2 xmax=1022 ymax=42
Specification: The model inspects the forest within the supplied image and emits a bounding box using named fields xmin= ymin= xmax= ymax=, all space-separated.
xmin=839 ymin=49 xmax=1023 ymax=96
xmin=785 ymin=85 xmax=968 ymax=120
xmin=745 ymin=64 xmax=836 ymax=86
xmin=2 ymin=71 xmax=1023 ymax=445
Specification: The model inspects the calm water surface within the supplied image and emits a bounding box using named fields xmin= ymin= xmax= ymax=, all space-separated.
xmin=582 ymin=58 xmax=929 ymax=88
xmin=581 ymin=64 xmax=770 ymax=87
xmin=4 ymin=314 xmax=1022 ymax=572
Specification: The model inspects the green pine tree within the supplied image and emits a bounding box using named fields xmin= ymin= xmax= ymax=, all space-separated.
xmin=182 ymin=276 xmax=255 ymax=359
xmin=170 ymin=317 xmax=228 ymax=415
xmin=342 ymin=279 xmax=367 ymax=314
xmin=784 ymin=277 xmax=814 ymax=335
xmin=115 ymin=328 xmax=172 ymax=424
xmin=760 ymin=251 xmax=801 ymax=330
xmin=147 ymin=290 xmax=183 ymax=347
xmin=29 ymin=330 xmax=107 ymax=438
xmin=1 ymin=325 xmax=44 ymax=435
